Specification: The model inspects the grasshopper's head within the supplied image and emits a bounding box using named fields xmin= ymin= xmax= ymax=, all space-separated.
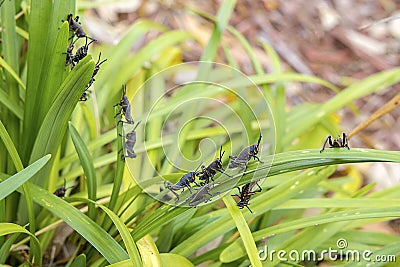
xmin=251 ymin=134 xmax=262 ymax=155
xmin=67 ymin=14 xmax=73 ymax=23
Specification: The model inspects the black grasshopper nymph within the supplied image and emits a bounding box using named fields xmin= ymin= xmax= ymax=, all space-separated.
xmin=64 ymin=43 xmax=75 ymax=68
xmin=186 ymin=182 xmax=220 ymax=207
xmin=320 ymin=132 xmax=350 ymax=153
xmin=119 ymin=121 xmax=141 ymax=159
xmin=88 ymin=52 xmax=107 ymax=87
xmin=81 ymin=53 xmax=107 ymax=101
xmin=229 ymin=134 xmax=263 ymax=171
xmin=73 ymin=37 xmax=95 ymax=64
xmin=114 ymin=85 xmax=135 ymax=124
xmin=165 ymin=164 xmax=202 ymax=202
xmin=231 ymin=181 xmax=262 ymax=213
xmin=53 ymin=178 xmax=73 ymax=198
xmin=198 ymin=146 xmax=232 ymax=186
xmin=65 ymin=13 xmax=96 ymax=41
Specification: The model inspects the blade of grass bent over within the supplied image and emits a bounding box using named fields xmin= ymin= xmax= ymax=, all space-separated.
xmin=73 ymin=198 xmax=142 ymax=266
xmin=0 ymin=155 xmax=51 ymax=201
xmin=28 ymin=182 xmax=129 ymax=263
xmin=223 ymin=196 xmax=262 ymax=267
xmin=0 ymin=223 xmax=42 ymax=266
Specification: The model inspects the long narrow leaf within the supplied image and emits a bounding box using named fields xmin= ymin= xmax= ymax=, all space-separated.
xmin=0 ymin=57 xmax=25 ymax=90
xmin=223 ymin=196 xmax=262 ymax=267
xmin=96 ymin=203 xmax=142 ymax=266
xmin=29 ymin=56 xmax=94 ymax=186
xmin=69 ymin=122 xmax=97 ymax=219
xmin=0 ymin=89 xmax=23 ymax=119
xmin=0 ymin=223 xmax=42 ymax=266
xmin=22 ymin=0 xmax=52 ymax=164
xmin=29 ymin=183 xmax=129 ymax=263
xmin=0 ymin=155 xmax=51 ymax=201
xmin=0 ymin=120 xmax=24 ymax=171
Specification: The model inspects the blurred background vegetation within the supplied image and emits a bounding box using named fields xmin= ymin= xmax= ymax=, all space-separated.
xmin=0 ymin=0 xmax=399 ymax=266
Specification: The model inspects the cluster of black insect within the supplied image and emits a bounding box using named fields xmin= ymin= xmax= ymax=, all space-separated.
xmin=164 ymin=134 xmax=265 ymax=210
xmin=114 ymin=85 xmax=141 ymax=159
xmin=164 ymin=146 xmax=233 ymax=203
xmin=108 ymin=85 xmax=350 ymax=211
xmin=165 ymin=131 xmax=351 ymax=211
xmin=63 ymin=14 xmax=107 ymax=101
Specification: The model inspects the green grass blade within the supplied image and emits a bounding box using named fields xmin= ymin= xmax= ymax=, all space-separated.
xmin=47 ymin=0 xmax=75 ymax=50
xmin=160 ymin=0 xmax=234 ymax=172
xmin=68 ymin=254 xmax=86 ymax=267
xmin=0 ymin=102 xmax=38 ymax=243
xmin=160 ymin=253 xmax=194 ymax=267
xmin=0 ymin=89 xmax=23 ymax=120
xmin=170 ymin=167 xmax=334 ymax=259
xmin=96 ymin=18 xmax=165 ymax=88
xmin=172 ymin=167 xmax=334 ymax=258
xmin=0 ymin=57 xmax=25 ymax=90
xmin=29 ymin=56 xmax=94 ymax=186
xmin=223 ymin=196 xmax=262 ymax=267
xmin=16 ymin=26 xmax=29 ymax=40
xmin=107 ymin=107 xmax=125 ymax=212
xmin=200 ymin=0 xmax=236 ymax=62
xmin=0 ymin=223 xmax=42 ymax=266
xmin=1 ymin=0 xmax=23 ymax=92
xmin=0 ymin=232 xmax=20 ymax=263
xmin=1 ymin=174 xmax=182 ymax=263
xmin=130 ymin=205 xmax=190 ymax=241
xmin=137 ymin=234 xmax=161 ymax=267
xmin=113 ymin=30 xmax=193 ymax=86
xmin=234 ymin=73 xmax=340 ymax=92
xmin=69 ymin=123 xmax=97 ymax=219
xmin=96 ymin=203 xmax=142 ymax=266
xmin=36 ymin=21 xmax=70 ymax=125
xmin=61 ymin=144 xmax=400 ymax=193
xmin=0 ymin=120 xmax=24 ymax=171
xmin=0 ymin=155 xmax=51 ymax=201
xmin=275 ymin=198 xmax=400 ymax=209
xmin=28 ymin=184 xmax=129 ymax=263
xmin=260 ymin=40 xmax=283 ymax=74
xmin=1 ymin=0 xmax=22 ymax=173
xmin=22 ymin=0 xmax=52 ymax=164
xmin=105 ymin=259 xmax=133 ymax=267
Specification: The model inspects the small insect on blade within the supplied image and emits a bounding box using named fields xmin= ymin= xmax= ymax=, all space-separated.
xmin=320 ymin=132 xmax=350 ymax=153
xmin=232 ymin=181 xmax=261 ymax=213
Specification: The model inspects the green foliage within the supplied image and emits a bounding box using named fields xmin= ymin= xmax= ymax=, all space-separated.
xmin=0 ymin=0 xmax=399 ymax=266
